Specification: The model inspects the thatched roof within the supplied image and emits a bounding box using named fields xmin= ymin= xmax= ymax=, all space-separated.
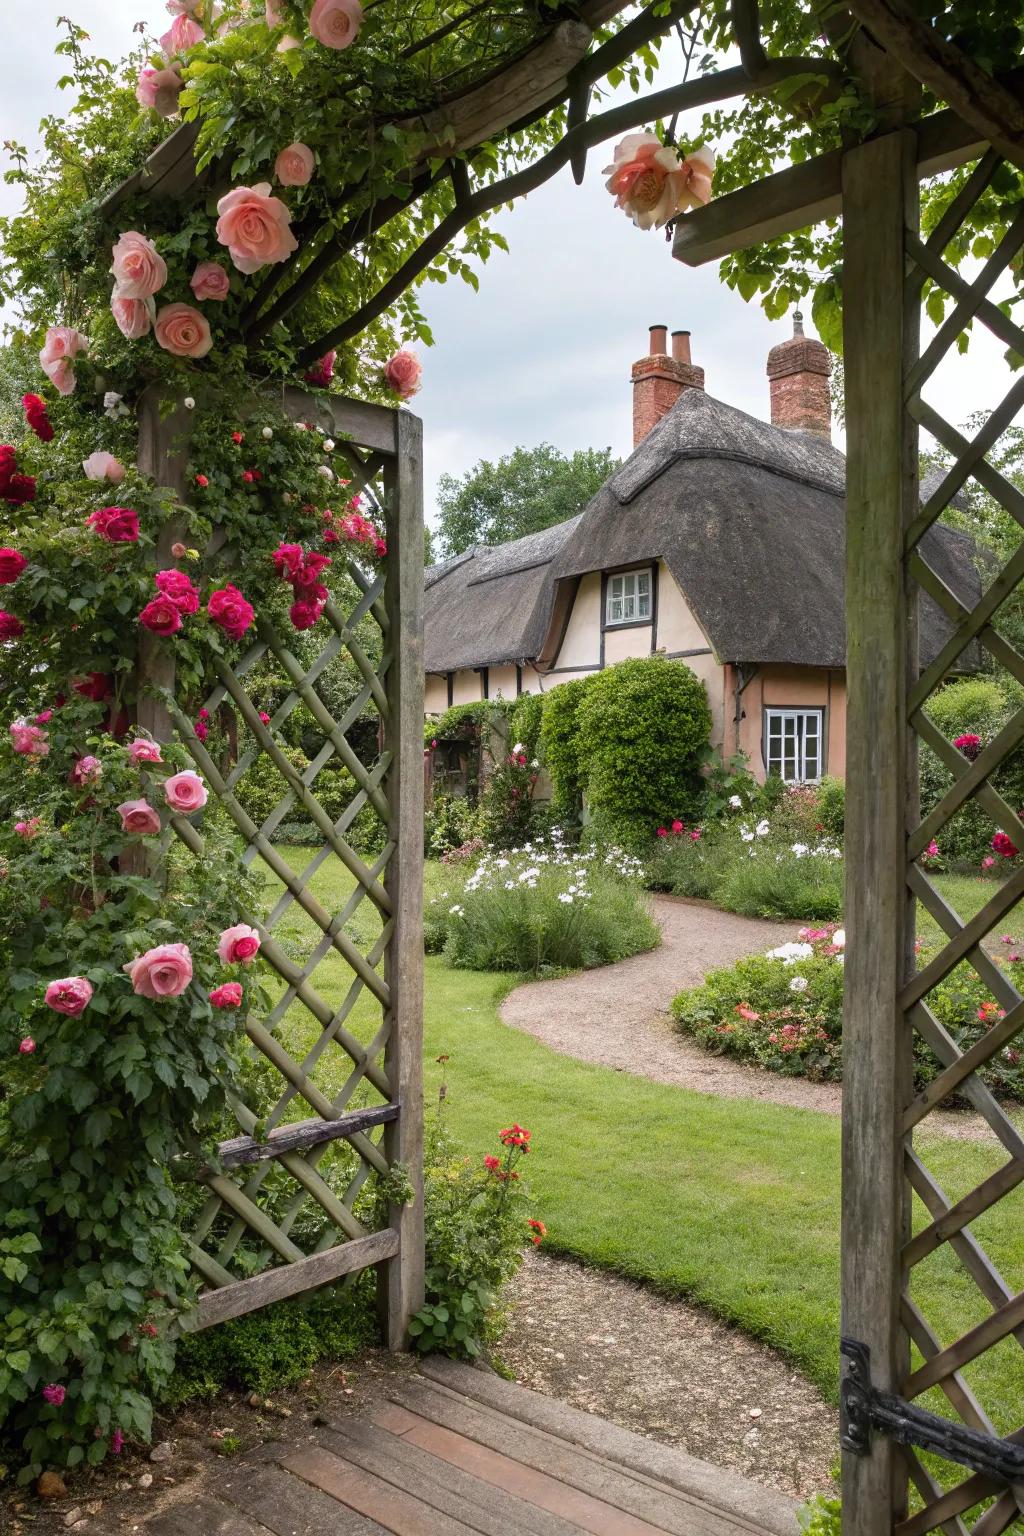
xmin=425 ymin=388 xmax=982 ymax=674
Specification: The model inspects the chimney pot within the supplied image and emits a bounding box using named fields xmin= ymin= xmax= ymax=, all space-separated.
xmin=766 ymin=314 xmax=832 ymax=440
xmin=671 ymin=330 xmax=691 ymax=364
xmin=631 ymin=326 xmax=705 ymax=447
xmin=648 ymin=324 xmax=668 ymax=357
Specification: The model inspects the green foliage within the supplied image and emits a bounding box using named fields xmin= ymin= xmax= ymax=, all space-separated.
xmin=434 ymin=444 xmax=619 ymax=560
xmin=234 ymin=745 xmax=382 ymax=853
xmin=920 ymin=675 xmax=1022 ymax=867
xmin=799 ymin=1495 xmax=842 ymax=1536
xmin=424 ymin=794 xmax=484 ymax=860
xmin=710 ymin=839 xmax=846 ymax=921
xmin=508 ymin=692 xmax=544 ymax=761
xmin=540 ymin=678 xmax=591 ymax=823
xmin=575 ymin=657 xmax=712 ymax=845
xmin=427 ymin=840 xmax=657 ymax=975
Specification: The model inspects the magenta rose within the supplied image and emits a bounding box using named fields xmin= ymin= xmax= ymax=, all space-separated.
xmin=86 ymin=506 xmax=139 ymax=543
xmin=40 ymin=327 xmax=88 ymax=397
xmin=128 ymin=738 xmax=163 ymax=765
xmin=215 ymin=183 xmax=298 ymax=275
xmin=116 ymin=799 xmax=163 ymax=836
xmin=384 ymin=348 xmax=422 ymax=400
xmin=163 ymin=770 xmax=208 ymax=814
xmin=309 ymin=0 xmax=363 ymax=49
xmin=155 ymin=303 xmax=213 ymax=359
xmin=111 ymin=294 xmax=153 ymax=340
xmin=70 ymin=755 xmax=102 ymax=787
xmin=83 ymin=451 xmax=126 ymax=484
xmin=210 ymin=981 xmax=244 ymax=1009
xmin=0 ymin=549 xmax=27 ymax=584
xmin=155 ymin=569 xmax=200 ymax=614
xmin=139 ymin=594 xmax=183 ymax=636
xmin=0 ymin=611 xmax=24 ymax=641
xmin=45 ymin=977 xmax=94 ymax=1016
xmin=42 ymin=1384 xmax=65 ymax=1406
xmin=275 ymin=142 xmax=315 ymax=187
xmin=19 ymin=1037 xmax=36 ymax=1055
xmin=217 ymin=923 xmax=261 ymax=966
xmin=123 ymin=943 xmax=193 ymax=1000
xmin=9 ymin=722 xmax=47 ymax=756
xmin=272 ymin=543 xmax=304 ymax=580
xmin=304 ymin=349 xmax=336 ymax=387
xmin=15 ymin=818 xmax=42 ymax=839
xmin=290 ymin=598 xmax=324 ymax=631
xmin=190 ymin=261 xmax=231 ymax=302
xmin=208 ymin=584 xmax=255 ymax=641
xmin=110 ymin=231 xmax=167 ymax=301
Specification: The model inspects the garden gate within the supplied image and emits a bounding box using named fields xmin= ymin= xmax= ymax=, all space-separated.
xmin=678 ymin=71 xmax=1024 ymax=1536
xmin=138 ymin=388 xmax=425 ymax=1348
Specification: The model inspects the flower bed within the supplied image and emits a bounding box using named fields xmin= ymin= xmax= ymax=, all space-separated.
xmin=426 ymin=834 xmax=658 ymax=974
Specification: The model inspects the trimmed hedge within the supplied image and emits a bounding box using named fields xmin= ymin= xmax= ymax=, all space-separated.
xmin=540 ymin=677 xmax=590 ymax=821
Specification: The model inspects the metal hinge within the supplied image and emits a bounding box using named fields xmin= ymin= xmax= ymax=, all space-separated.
xmin=841 ymin=1339 xmax=1024 ymax=1484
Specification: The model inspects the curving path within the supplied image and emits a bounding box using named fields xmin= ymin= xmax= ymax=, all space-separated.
xmin=501 ymin=893 xmax=1004 ymax=1140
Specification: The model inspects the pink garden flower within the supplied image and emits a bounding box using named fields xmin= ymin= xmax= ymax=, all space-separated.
xmin=19 ymin=1037 xmax=36 ymax=1055
xmin=163 ymin=770 xmax=208 ymax=814
xmin=289 ymin=598 xmax=324 ymax=630
xmin=116 ymin=799 xmax=163 ymax=836
xmin=83 ymin=451 xmax=126 ymax=484
xmin=275 ymin=142 xmax=315 ymax=187
xmin=139 ymin=595 xmax=182 ymax=636
xmin=218 ymin=923 xmax=261 ymax=965
xmin=304 ymin=350 xmax=335 ymax=387
xmin=15 ymin=818 xmax=42 ymax=839
xmin=111 ymin=294 xmax=153 ymax=340
xmin=384 ymin=348 xmax=422 ymax=400
xmin=135 ymin=64 xmax=184 ymax=117
xmin=309 ymin=0 xmax=363 ymax=48
xmin=0 ymin=612 xmax=24 ymax=642
xmin=45 ymin=977 xmax=94 ymax=1016
xmin=190 ymin=261 xmax=231 ymax=302
xmin=603 ymin=133 xmax=715 ymax=230
xmin=111 ymin=231 xmax=167 ymax=301
xmin=207 ymin=584 xmax=255 ymax=640
xmin=70 ymin=755 xmax=103 ymax=787
xmin=160 ymin=13 xmax=205 ymax=53
xmin=123 ymin=942 xmax=193 ymax=1000
xmin=215 ymin=183 xmax=298 ymax=274
xmin=110 ymin=1428 xmax=125 ymax=1456
xmin=155 ymin=569 xmax=200 ymax=614
xmin=10 ymin=722 xmax=48 ymax=757
xmin=42 ymin=1384 xmax=66 ymax=1406
xmin=154 ymin=303 xmax=214 ymax=358
xmin=40 ymin=326 xmax=88 ymax=396
xmin=86 ymin=506 xmax=139 ymax=543
xmin=0 ymin=548 xmax=27 ymax=584
xmin=210 ymin=981 xmax=244 ymax=1009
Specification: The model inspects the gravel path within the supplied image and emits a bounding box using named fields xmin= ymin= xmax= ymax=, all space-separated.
xmin=502 ymin=893 xmax=1004 ymax=1141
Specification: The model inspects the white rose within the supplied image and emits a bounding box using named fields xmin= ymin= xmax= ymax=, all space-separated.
xmin=789 ymin=975 xmax=809 ymax=993
xmin=183 ymin=396 xmax=195 ymax=410
xmin=262 ymin=426 xmax=274 ymax=440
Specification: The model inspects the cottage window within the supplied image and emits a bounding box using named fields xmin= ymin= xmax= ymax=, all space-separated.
xmin=764 ymin=708 xmax=824 ymax=783
xmin=605 ymin=568 xmax=652 ymax=626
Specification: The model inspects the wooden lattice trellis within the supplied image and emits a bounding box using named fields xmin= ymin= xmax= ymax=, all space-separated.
xmin=138 ymin=393 xmax=424 ymax=1344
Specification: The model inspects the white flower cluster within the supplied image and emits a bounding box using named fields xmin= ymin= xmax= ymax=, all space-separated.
xmin=428 ymin=830 xmax=644 ymax=916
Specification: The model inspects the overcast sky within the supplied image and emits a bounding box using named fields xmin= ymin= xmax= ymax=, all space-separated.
xmin=2 ymin=3 xmax=1013 ymax=524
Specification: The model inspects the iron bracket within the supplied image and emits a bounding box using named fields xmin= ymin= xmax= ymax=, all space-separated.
xmin=840 ymin=1338 xmax=1024 ymax=1484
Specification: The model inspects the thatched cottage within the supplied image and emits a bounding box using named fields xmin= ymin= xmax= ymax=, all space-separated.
xmin=424 ymin=322 xmax=979 ymax=783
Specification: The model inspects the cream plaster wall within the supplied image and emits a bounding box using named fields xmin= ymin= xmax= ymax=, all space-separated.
xmin=603 ymin=623 xmax=654 ymax=665
xmin=424 ymin=674 xmax=448 ymax=715
xmin=555 ymin=572 xmax=602 ymax=669
xmin=489 ymin=663 xmax=519 ymax=700
xmin=731 ymin=665 xmax=847 ymax=781
xmin=451 ymin=669 xmax=483 ymax=706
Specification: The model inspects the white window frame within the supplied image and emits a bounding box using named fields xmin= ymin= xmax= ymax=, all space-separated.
xmin=764 ymin=707 xmax=825 ymax=784
xmin=605 ymin=566 xmax=653 ymax=627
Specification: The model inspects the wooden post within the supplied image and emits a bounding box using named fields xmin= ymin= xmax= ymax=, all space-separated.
xmin=840 ymin=128 xmax=920 ymax=1535
xmin=135 ymin=387 xmax=193 ymax=743
xmin=380 ymin=408 xmax=426 ymax=1349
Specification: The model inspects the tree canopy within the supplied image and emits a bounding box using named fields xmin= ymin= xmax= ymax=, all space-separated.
xmin=434 ymin=442 xmax=619 ymax=558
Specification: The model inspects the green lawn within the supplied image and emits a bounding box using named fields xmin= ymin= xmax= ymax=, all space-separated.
xmin=261 ymin=851 xmax=1024 ymax=1433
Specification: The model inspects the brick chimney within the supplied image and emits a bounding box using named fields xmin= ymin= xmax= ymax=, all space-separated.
xmin=766 ymin=311 xmax=832 ymax=440
xmin=631 ymin=325 xmax=705 ymax=447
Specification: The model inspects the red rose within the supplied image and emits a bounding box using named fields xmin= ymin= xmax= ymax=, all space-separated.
xmin=195 ymin=473 xmax=209 ymax=488
xmin=139 ymin=594 xmax=183 ymax=636
xmin=210 ymin=981 xmax=243 ymax=1010
xmin=0 ymin=548 xmax=27 ymax=585
xmin=207 ymin=584 xmax=255 ymax=641
xmin=0 ymin=611 xmax=24 ymax=641
xmin=231 ymin=431 xmax=244 ymax=444
xmin=2 ymin=472 xmax=36 ymax=505
xmin=73 ymin=673 xmax=112 ymax=702
xmin=289 ymin=599 xmax=324 ymax=631
xmin=154 ymin=569 xmax=200 ymax=614
xmin=373 ymin=537 xmax=387 ymax=558
xmin=242 ymin=470 xmax=255 ymax=483
xmin=273 ymin=543 xmax=304 ymax=580
xmin=22 ymin=394 xmax=54 ymax=443
xmin=86 ymin=506 xmax=139 ymax=543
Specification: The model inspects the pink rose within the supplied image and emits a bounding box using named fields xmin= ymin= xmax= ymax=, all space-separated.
xmin=290 ymin=599 xmax=324 ymax=631
xmin=14 ymin=818 xmax=42 ymax=839
xmin=160 ymin=14 xmax=205 ymax=53
xmin=111 ymin=231 xmax=167 ymax=301
xmin=154 ymin=303 xmax=213 ymax=359
xmin=117 ymin=799 xmax=163 ymax=835
xmin=129 ymin=738 xmax=163 ymax=765
xmin=45 ymin=976 xmax=94 ymax=1016
xmin=155 ymin=569 xmax=200 ymax=614
xmin=275 ymin=142 xmax=315 ymax=187
xmin=215 ymin=183 xmax=298 ymax=275
xmin=0 ymin=549 xmax=27 ymax=584
xmin=190 ymin=261 xmax=231 ymax=302
xmin=111 ymin=294 xmax=153 ymax=341
xmin=139 ymin=594 xmax=183 ymax=636
xmin=384 ymin=348 xmax=422 ymax=400
xmin=171 ymin=542 xmax=189 ymax=558
xmin=217 ymin=923 xmax=261 ymax=965
xmin=163 ymin=769 xmax=208 ymax=814
xmin=83 ymin=451 xmax=126 ymax=484
xmin=207 ymin=584 xmax=255 ymax=641
xmin=70 ymin=755 xmax=103 ymax=787
xmin=19 ymin=1038 xmax=35 ymax=1055
xmin=136 ymin=65 xmax=183 ymax=116
xmin=304 ymin=350 xmax=335 ymax=387
xmin=603 ymin=133 xmax=715 ymax=229
xmin=42 ymin=1383 xmax=65 ymax=1405
xmin=40 ymin=327 xmax=88 ymax=397
xmin=210 ymin=981 xmax=243 ymax=1009
xmin=309 ymin=0 xmax=363 ymax=49
xmin=87 ymin=506 xmax=139 ymax=543
xmin=10 ymin=722 xmax=48 ymax=757
xmin=123 ymin=942 xmax=193 ymax=1000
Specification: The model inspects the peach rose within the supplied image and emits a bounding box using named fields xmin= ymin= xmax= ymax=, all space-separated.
xmin=603 ymin=134 xmax=715 ymax=230
xmin=111 ymin=294 xmax=152 ymax=341
xmin=275 ymin=142 xmax=315 ymax=188
xmin=309 ymin=0 xmax=363 ymax=49
xmin=44 ymin=976 xmax=94 ymax=1016
xmin=217 ymin=923 xmax=262 ymax=965
xmin=128 ymin=738 xmax=163 ymax=765
xmin=111 ymin=231 xmax=167 ymax=301
xmin=123 ymin=942 xmax=193 ymax=1000
xmin=384 ymin=348 xmax=422 ymax=400
xmin=190 ymin=261 xmax=231 ymax=302
xmin=40 ymin=327 xmax=88 ymax=397
xmin=160 ymin=14 xmax=205 ymax=54
xmin=83 ymin=451 xmax=126 ymax=484
xmin=136 ymin=65 xmax=183 ymax=117
xmin=163 ymin=769 xmax=208 ymax=813
xmin=215 ymin=183 xmax=299 ymax=275
xmin=265 ymin=0 xmax=286 ymax=23
xmin=116 ymin=799 xmax=163 ymax=835
xmin=154 ymin=303 xmax=213 ymax=359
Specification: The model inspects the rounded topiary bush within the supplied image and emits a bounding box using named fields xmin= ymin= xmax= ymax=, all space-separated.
xmin=540 ymin=677 xmax=591 ymax=821
xmin=575 ymin=656 xmax=711 ymax=843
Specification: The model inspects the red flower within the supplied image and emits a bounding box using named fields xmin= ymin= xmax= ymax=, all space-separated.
xmin=195 ymin=721 xmax=208 ymax=742
xmin=242 ymin=470 xmax=256 ymax=483
xmin=210 ymin=981 xmax=243 ymax=1010
xmin=671 ymin=819 xmax=684 ymax=834
xmin=0 ymin=548 xmax=27 ymax=584
xmin=289 ymin=598 xmax=324 ymax=631
xmin=527 ymin=1219 xmax=547 ymax=1246
xmin=208 ymin=584 xmax=255 ymax=641
xmin=736 ymin=1003 xmax=760 ymax=1022
xmin=22 ymin=393 xmax=54 ymax=443
xmin=258 ymin=710 xmax=271 ymax=725
xmin=656 ymin=827 xmax=668 ymax=838
xmin=138 ymin=1321 xmax=159 ymax=1338
xmin=198 ymin=708 xmax=210 ymax=721
xmin=155 ymin=568 xmax=200 ymax=614
xmin=499 ymin=1123 xmax=531 ymax=1150
xmin=195 ymin=473 xmax=209 ymax=488
xmin=272 ymin=543 xmax=304 ymax=580
xmin=304 ymin=350 xmax=336 ymax=387
xmin=231 ymin=431 xmax=244 ymax=444
xmin=483 ymin=1155 xmax=501 ymax=1174
xmin=139 ymin=595 xmax=183 ymax=636
xmin=373 ymin=537 xmax=388 ymax=558
xmin=993 ymin=831 xmax=1019 ymax=860
xmin=0 ymin=610 xmax=24 ymax=641
xmin=73 ymin=672 xmax=112 ymax=701
xmin=324 ymin=529 xmax=340 ymax=543
xmin=954 ymin=733 xmax=982 ymax=760
xmin=86 ymin=506 xmax=139 ymax=543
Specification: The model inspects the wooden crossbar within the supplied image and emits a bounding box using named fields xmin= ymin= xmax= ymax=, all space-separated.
xmin=216 ymin=1106 xmax=399 ymax=1167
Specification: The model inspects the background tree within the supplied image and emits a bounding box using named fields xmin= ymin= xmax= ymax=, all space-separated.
xmin=434 ymin=443 xmax=619 ymax=558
